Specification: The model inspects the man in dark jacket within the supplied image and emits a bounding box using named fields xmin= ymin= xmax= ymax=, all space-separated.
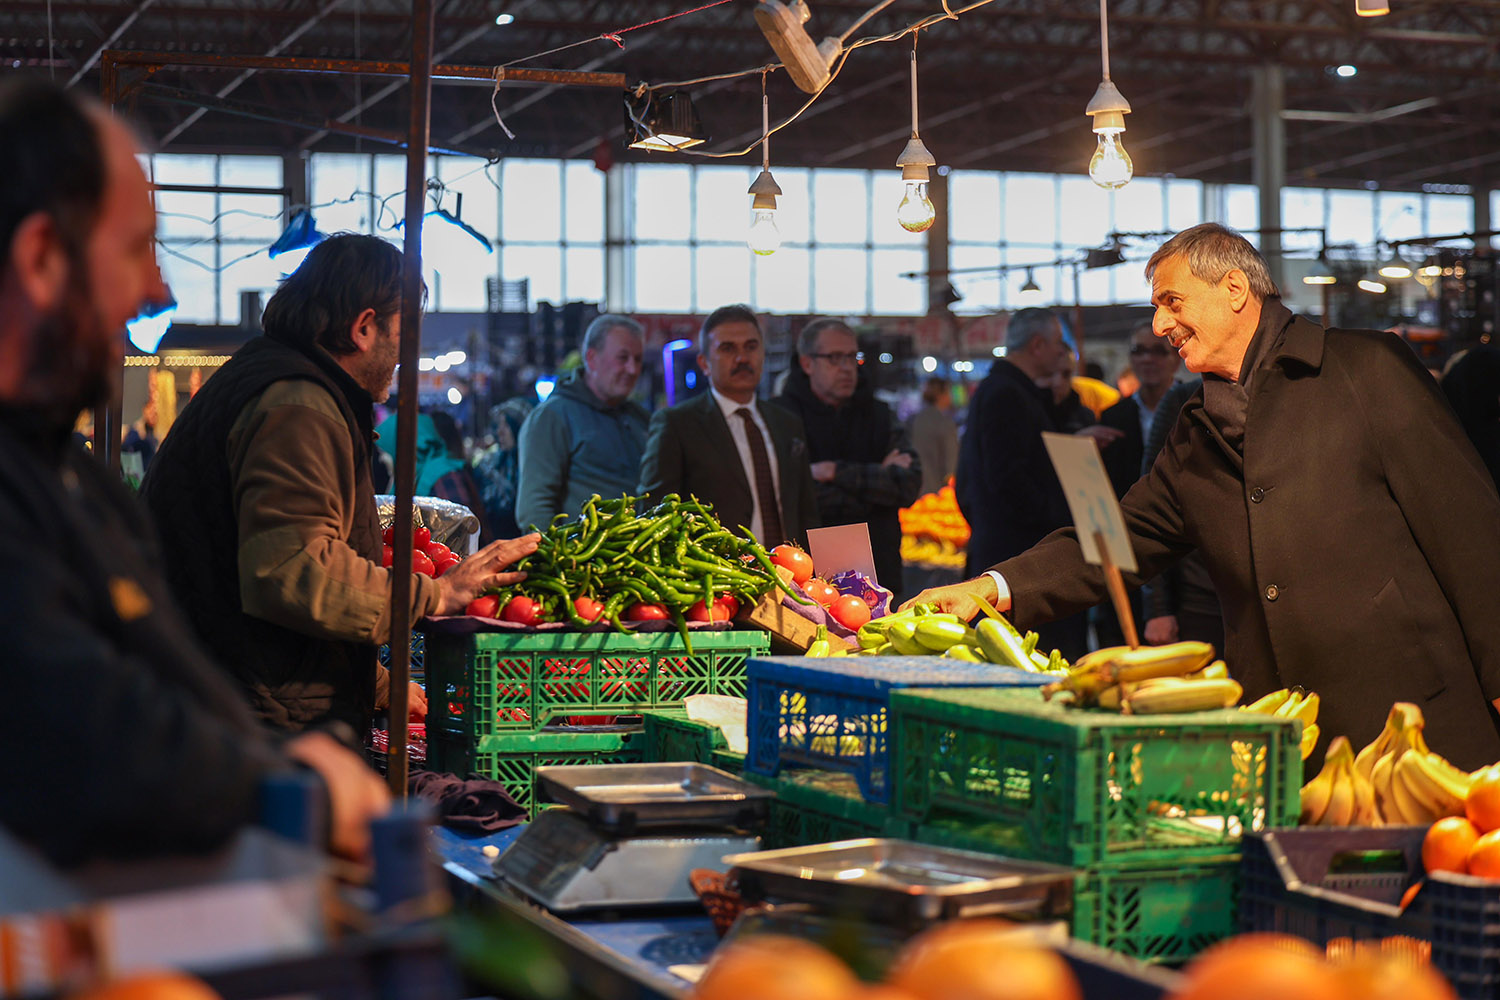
xmin=143 ymin=235 xmax=537 ymax=734
xmin=775 ymin=319 xmax=921 ymax=598
xmin=640 ymin=304 xmax=819 ymax=549
xmin=515 ymin=314 xmax=649 ymax=530
xmin=0 ymin=76 xmax=387 ymax=865
xmin=954 ymin=308 xmax=1117 ymax=659
xmin=908 ymin=223 xmax=1500 ymax=768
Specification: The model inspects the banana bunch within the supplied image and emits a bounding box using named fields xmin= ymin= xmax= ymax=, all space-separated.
xmin=1040 ymin=642 xmax=1242 ymax=714
xmin=1301 ymin=735 xmax=1377 ymax=826
xmin=1354 ymin=702 xmax=1473 ymax=826
xmin=851 ymin=604 xmax=1068 ymax=673
xmin=777 ymin=689 xmax=876 ymax=754
xmin=1241 ymin=687 xmax=1321 ymax=759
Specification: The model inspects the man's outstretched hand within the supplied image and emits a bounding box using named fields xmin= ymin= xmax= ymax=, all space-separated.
xmin=899 ymin=574 xmax=1008 ymax=622
xmin=434 ymin=533 xmax=540 ymax=614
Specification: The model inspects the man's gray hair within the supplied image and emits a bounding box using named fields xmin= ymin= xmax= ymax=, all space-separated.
xmin=582 ymin=314 xmax=644 ymax=362
xmin=1145 ymin=223 xmax=1280 ymax=299
xmin=1005 ymin=307 xmax=1060 ymax=353
xmin=798 ymin=317 xmax=855 ymax=358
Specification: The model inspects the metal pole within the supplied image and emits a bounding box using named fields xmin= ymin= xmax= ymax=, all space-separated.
xmin=96 ymin=53 xmax=124 ymax=474
xmin=388 ymin=0 xmax=435 ymax=796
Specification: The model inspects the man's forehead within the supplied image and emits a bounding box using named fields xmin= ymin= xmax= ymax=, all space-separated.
xmin=711 ymin=322 xmax=758 ymax=343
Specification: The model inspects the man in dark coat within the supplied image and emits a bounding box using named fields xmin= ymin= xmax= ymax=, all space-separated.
xmin=639 ymin=304 xmax=819 ymax=549
xmin=774 ymin=319 xmax=921 ymax=598
xmin=908 ymin=223 xmax=1500 ymax=769
xmin=954 ymin=308 xmax=1119 ymax=660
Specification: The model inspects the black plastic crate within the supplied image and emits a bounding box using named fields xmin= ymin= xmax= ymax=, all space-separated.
xmin=1240 ymin=826 xmax=1500 ymax=1000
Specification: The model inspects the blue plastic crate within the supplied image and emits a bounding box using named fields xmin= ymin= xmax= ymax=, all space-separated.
xmin=745 ymin=655 xmax=1051 ymax=804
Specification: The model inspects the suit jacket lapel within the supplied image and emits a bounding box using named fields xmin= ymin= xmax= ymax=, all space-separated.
xmin=697 ymin=392 xmax=752 ymax=498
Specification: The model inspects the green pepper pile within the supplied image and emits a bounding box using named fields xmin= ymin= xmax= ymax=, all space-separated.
xmin=490 ymin=492 xmax=805 ymax=637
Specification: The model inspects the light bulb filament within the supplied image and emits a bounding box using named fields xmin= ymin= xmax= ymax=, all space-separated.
xmin=897 ymin=180 xmax=936 ymax=233
xmin=1089 ymin=128 xmax=1133 ymax=190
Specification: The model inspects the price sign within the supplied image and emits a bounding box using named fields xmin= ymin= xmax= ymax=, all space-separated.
xmin=1041 ymin=431 xmax=1137 ymax=573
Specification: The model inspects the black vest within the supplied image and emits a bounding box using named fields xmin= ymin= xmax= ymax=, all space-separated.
xmin=141 ymin=336 xmax=383 ymax=735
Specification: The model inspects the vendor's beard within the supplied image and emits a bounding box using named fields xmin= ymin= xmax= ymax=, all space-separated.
xmin=23 ymin=268 xmax=117 ymax=434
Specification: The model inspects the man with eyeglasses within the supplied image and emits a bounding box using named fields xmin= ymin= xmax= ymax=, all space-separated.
xmin=775 ymin=319 xmax=922 ymax=599
xmin=639 ymin=304 xmax=819 ymax=549
xmin=1092 ymin=319 xmax=1182 ymax=648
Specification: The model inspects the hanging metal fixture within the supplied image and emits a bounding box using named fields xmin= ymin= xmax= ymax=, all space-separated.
xmin=1086 ymin=0 xmax=1134 ymax=189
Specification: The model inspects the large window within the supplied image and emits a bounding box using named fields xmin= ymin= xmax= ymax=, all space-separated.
xmin=145 ymin=149 xmax=1491 ymax=322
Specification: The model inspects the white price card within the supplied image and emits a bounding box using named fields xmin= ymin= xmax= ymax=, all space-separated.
xmin=1041 ymin=431 xmax=1138 ymax=574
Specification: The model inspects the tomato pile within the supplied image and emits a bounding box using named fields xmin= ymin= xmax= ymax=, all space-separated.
xmin=382 ymin=524 xmax=461 ymax=577
xmin=770 ymin=543 xmax=872 ymax=631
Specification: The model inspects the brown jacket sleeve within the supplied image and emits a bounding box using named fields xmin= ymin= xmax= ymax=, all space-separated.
xmin=227 ymin=380 xmax=442 ymax=643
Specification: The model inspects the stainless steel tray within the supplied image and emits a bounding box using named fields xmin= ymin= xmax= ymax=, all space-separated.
xmin=535 ymin=762 xmax=774 ymax=833
xmin=725 ymin=838 xmax=1076 ymax=927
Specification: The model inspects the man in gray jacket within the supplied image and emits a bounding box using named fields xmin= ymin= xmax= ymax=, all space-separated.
xmin=515 ymin=314 xmax=650 ymax=529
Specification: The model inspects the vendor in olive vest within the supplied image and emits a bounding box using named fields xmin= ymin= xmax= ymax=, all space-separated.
xmin=142 ymin=235 xmax=538 ymax=734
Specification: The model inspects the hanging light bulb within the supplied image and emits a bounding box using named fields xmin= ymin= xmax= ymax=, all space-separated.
xmin=895 ymin=44 xmax=937 ymax=234
xmin=1377 ymin=247 xmax=1411 ymax=279
xmin=1019 ymin=267 xmax=1043 ymax=301
xmin=1355 ymin=0 xmax=1389 ymax=16
xmin=1086 ymin=0 xmax=1134 ymax=190
xmin=746 ymin=82 xmax=783 ymax=256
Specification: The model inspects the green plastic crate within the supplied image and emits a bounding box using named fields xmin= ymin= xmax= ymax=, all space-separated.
xmin=744 ymin=769 xmax=909 ymax=848
xmin=711 ymin=749 xmax=746 ymax=774
xmin=426 ymin=727 xmax=642 ymax=817
xmin=426 ymin=627 xmax=765 ymax=746
xmin=913 ymin=817 xmax=1238 ymax=964
xmin=892 ymin=687 xmax=1300 ymax=867
xmin=642 ymin=708 xmax=729 ymax=764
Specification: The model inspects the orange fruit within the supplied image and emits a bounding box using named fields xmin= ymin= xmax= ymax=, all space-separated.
xmin=887 ymin=920 xmax=1080 ymax=1000
xmin=692 ymin=935 xmax=858 ymax=1000
xmin=1169 ymin=935 xmax=1338 ymax=1000
xmin=1329 ymin=951 xmax=1457 ymax=1000
xmin=65 ymin=973 xmax=221 ymax=1000
xmin=1465 ymin=766 xmax=1500 ymax=833
xmin=1423 ymin=816 xmax=1481 ymax=875
xmin=1466 ymin=828 xmax=1500 ymax=880
xmin=1400 ymin=881 xmax=1424 ymax=910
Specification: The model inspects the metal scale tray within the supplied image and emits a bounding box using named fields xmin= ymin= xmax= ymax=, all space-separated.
xmin=726 ymin=838 xmax=1077 ymax=927
xmin=535 ymin=762 xmax=774 ymax=834
xmin=494 ymin=763 xmax=770 ymax=913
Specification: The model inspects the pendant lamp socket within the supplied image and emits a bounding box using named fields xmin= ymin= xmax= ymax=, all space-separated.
xmin=754 ymin=0 xmax=842 ymax=94
xmin=1086 ymin=78 xmax=1132 ymax=121
xmin=748 ymin=168 xmax=783 ymax=210
xmin=896 ymin=135 xmax=936 ymax=182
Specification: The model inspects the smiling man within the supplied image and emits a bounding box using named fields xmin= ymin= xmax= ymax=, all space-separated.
xmin=907 ymin=223 xmax=1500 ymax=769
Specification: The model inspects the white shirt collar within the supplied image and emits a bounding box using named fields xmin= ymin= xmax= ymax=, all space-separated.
xmin=709 ymin=386 xmax=760 ymax=422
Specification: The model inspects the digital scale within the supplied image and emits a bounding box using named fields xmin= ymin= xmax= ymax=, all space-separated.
xmin=493 ymin=763 xmax=772 ymax=913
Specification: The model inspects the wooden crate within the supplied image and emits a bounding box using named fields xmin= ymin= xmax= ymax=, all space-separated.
xmin=743 ymin=593 xmax=855 ymax=654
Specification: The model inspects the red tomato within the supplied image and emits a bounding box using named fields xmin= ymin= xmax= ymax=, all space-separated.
xmin=771 ymin=544 xmax=815 ymax=585
xmin=413 ymin=526 xmax=432 ymax=549
xmin=625 ymin=602 xmax=671 ymax=621
xmin=829 ymin=594 xmax=872 ymax=629
xmin=381 ymin=545 xmax=394 ymax=568
xmin=573 ymin=596 xmax=606 ymax=623
xmin=715 ymin=594 xmax=740 ymax=618
xmin=502 ymin=595 xmax=546 ymax=626
xmin=434 ymin=554 xmax=462 ymax=576
xmin=802 ymin=577 xmax=840 ymax=606
xmin=382 ymin=525 xmax=395 ymax=545
xmin=688 ymin=599 xmax=733 ymax=623
xmin=466 ymin=594 xmax=500 ymax=618
xmin=411 ymin=550 xmax=436 ymax=576
xmin=423 ymin=541 xmax=452 ymax=562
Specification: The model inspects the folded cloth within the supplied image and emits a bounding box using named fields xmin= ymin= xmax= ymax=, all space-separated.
xmin=409 ymin=771 xmax=527 ymax=833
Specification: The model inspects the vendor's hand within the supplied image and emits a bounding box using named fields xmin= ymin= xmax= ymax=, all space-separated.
xmin=1144 ymin=614 xmax=1180 ymax=645
xmin=899 ymin=575 xmax=1007 ymax=621
xmin=810 ymin=461 xmax=838 ymax=483
xmin=881 ymin=449 xmax=913 ymax=469
xmin=1076 ymin=425 xmax=1125 ymax=447
xmin=434 ymin=533 xmax=540 ymax=614
xmin=406 ymin=680 xmax=428 ymax=721
xmin=285 ymin=731 xmax=391 ymax=862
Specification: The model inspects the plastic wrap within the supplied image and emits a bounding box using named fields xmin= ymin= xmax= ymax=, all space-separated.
xmin=375 ymin=495 xmax=479 ymax=555
xmin=776 ymin=570 xmax=894 ymax=638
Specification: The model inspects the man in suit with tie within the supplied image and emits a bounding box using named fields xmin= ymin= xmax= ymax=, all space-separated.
xmin=638 ymin=304 xmax=819 ymax=548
